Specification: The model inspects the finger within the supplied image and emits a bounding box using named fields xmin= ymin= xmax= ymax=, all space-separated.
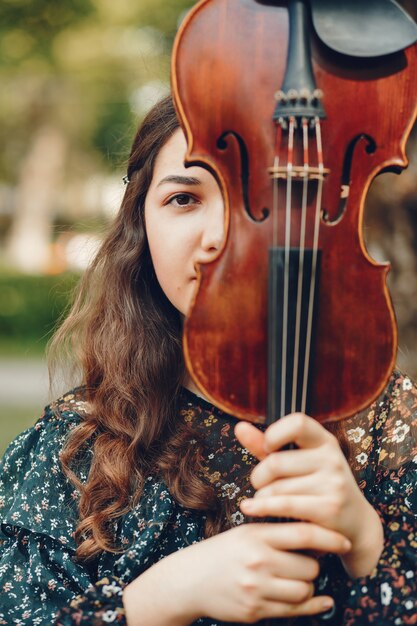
xmin=267 ymin=548 xmax=321 ymax=581
xmin=253 ymin=473 xmax=319 ymax=498
xmin=250 ymin=449 xmax=319 ymax=489
xmin=262 ymin=578 xmax=315 ymax=604
xmin=262 ymin=596 xmax=334 ymax=619
xmin=234 ymin=421 xmax=268 ymax=461
xmin=242 ymin=495 xmax=336 ymax=527
xmin=263 ymin=413 xmax=333 ymax=453
xmin=256 ymin=522 xmax=351 ymax=554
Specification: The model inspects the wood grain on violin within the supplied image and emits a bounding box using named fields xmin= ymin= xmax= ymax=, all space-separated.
xmin=171 ymin=0 xmax=417 ymax=425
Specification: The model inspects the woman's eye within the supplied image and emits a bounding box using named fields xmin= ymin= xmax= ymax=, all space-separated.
xmin=168 ymin=193 xmax=198 ymax=207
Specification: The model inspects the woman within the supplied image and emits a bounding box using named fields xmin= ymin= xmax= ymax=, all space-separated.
xmin=0 ymin=95 xmax=416 ymax=626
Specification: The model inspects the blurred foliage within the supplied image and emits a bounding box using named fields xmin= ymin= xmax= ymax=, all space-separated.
xmin=0 ymin=0 xmax=194 ymax=449
xmin=0 ymin=272 xmax=79 ymax=354
xmin=0 ymin=0 xmax=94 ymax=66
xmin=134 ymin=0 xmax=195 ymax=37
xmin=0 ymin=0 xmax=195 ymax=181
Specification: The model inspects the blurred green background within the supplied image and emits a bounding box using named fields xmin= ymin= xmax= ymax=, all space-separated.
xmin=1 ymin=0 xmax=417 ymax=454
xmin=0 ymin=0 xmax=195 ymax=454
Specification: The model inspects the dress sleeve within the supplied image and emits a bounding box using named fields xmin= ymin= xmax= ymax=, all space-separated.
xmin=0 ymin=397 xmax=127 ymax=625
xmin=54 ymin=576 xmax=126 ymax=625
xmin=315 ymin=371 xmax=417 ymax=625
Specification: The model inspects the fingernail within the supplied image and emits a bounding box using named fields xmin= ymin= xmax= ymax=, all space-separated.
xmin=343 ymin=539 xmax=352 ymax=551
xmin=322 ymin=599 xmax=334 ymax=610
xmin=241 ymin=499 xmax=254 ymax=511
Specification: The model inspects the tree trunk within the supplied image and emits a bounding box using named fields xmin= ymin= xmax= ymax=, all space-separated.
xmin=6 ymin=124 xmax=66 ymax=273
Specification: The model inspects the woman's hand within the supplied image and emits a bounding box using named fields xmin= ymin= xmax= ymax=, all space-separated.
xmin=234 ymin=414 xmax=384 ymax=578
xmin=124 ymin=521 xmax=350 ymax=625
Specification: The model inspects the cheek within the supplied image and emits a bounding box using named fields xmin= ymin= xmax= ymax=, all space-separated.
xmin=148 ymin=229 xmax=174 ymax=279
xmin=153 ymin=251 xmax=182 ymax=290
xmin=152 ymin=250 xmax=193 ymax=315
xmin=146 ymin=220 xmax=195 ymax=311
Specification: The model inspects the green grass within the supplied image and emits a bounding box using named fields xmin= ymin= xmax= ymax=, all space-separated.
xmin=0 ymin=338 xmax=47 ymax=358
xmin=0 ymin=404 xmax=42 ymax=457
xmin=0 ymin=272 xmax=79 ymax=355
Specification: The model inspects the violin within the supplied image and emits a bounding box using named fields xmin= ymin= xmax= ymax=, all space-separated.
xmin=171 ymin=0 xmax=417 ymax=428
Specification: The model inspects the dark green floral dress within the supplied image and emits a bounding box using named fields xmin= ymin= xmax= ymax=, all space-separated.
xmin=0 ymin=371 xmax=416 ymax=625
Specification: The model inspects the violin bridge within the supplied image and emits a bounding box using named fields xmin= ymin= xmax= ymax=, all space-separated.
xmin=267 ymin=164 xmax=330 ymax=181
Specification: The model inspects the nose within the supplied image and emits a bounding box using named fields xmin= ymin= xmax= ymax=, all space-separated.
xmin=196 ymin=200 xmax=225 ymax=264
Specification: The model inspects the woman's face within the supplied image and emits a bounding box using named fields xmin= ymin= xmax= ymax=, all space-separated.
xmin=145 ymin=128 xmax=225 ymax=316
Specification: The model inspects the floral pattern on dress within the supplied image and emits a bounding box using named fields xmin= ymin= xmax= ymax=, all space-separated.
xmin=0 ymin=371 xmax=416 ymax=626
xmin=55 ymin=577 xmax=125 ymax=625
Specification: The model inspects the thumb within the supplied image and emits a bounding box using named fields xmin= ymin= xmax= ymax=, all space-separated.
xmin=234 ymin=421 xmax=268 ymax=461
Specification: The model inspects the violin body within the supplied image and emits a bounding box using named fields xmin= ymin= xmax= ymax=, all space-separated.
xmin=172 ymin=0 xmax=417 ymax=424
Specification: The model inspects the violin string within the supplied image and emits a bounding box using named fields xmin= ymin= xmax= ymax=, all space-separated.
xmin=273 ymin=126 xmax=282 ymax=249
xmin=291 ymin=117 xmax=309 ymax=413
xmin=302 ymin=117 xmax=324 ymax=412
xmin=270 ymin=126 xmax=281 ymax=422
xmin=281 ymin=116 xmax=295 ymax=418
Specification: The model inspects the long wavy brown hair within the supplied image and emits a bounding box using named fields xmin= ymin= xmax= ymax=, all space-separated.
xmin=49 ymin=94 xmax=350 ymax=562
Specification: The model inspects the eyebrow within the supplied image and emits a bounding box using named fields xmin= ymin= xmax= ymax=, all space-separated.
xmin=156 ymin=175 xmax=202 ymax=187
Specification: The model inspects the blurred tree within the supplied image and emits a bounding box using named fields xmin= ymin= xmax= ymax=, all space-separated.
xmin=0 ymin=0 xmax=96 ymax=271
xmin=0 ymin=0 xmax=194 ymax=271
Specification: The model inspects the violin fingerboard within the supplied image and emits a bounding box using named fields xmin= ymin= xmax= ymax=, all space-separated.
xmin=267 ymin=247 xmax=321 ymax=424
